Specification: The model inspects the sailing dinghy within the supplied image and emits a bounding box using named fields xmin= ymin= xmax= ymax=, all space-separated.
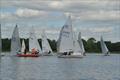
xmin=57 ymin=16 xmax=83 ymax=58
xmin=11 ymin=25 xmax=21 ymax=56
xmin=41 ymin=30 xmax=53 ymax=56
xmin=100 ymin=36 xmax=110 ymax=56
xmin=17 ymin=27 xmax=41 ymax=57
xmin=78 ymin=32 xmax=86 ymax=56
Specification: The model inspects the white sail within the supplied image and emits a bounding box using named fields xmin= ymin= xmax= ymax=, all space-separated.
xmin=78 ymin=32 xmax=85 ymax=55
xmin=100 ymin=36 xmax=109 ymax=55
xmin=11 ymin=25 xmax=21 ymax=55
xmin=0 ymin=25 xmax=2 ymax=55
xmin=58 ymin=16 xmax=74 ymax=53
xmin=58 ymin=16 xmax=82 ymax=55
xmin=29 ymin=27 xmax=41 ymax=53
xmin=72 ymin=32 xmax=82 ymax=55
xmin=21 ymin=39 xmax=26 ymax=53
xmin=41 ymin=30 xmax=53 ymax=53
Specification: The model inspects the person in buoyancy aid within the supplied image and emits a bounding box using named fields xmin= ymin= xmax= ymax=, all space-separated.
xmin=31 ymin=48 xmax=36 ymax=54
xmin=68 ymin=52 xmax=71 ymax=55
xmin=17 ymin=50 xmax=21 ymax=54
xmin=63 ymin=52 xmax=67 ymax=55
xmin=68 ymin=51 xmax=73 ymax=55
xmin=24 ymin=48 xmax=27 ymax=54
xmin=31 ymin=48 xmax=38 ymax=54
xmin=48 ymin=51 xmax=51 ymax=54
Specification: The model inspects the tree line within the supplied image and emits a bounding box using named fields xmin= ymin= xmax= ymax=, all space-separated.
xmin=1 ymin=38 xmax=120 ymax=53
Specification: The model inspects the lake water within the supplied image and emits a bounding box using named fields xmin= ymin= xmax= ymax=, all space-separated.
xmin=0 ymin=53 xmax=120 ymax=80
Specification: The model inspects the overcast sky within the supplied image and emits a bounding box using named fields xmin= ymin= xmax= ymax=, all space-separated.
xmin=0 ymin=0 xmax=120 ymax=42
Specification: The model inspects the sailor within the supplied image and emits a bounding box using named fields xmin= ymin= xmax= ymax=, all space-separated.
xmin=24 ymin=48 xmax=27 ymax=54
xmin=68 ymin=52 xmax=71 ymax=55
xmin=48 ymin=51 xmax=51 ymax=54
xmin=63 ymin=52 xmax=67 ymax=55
xmin=31 ymin=48 xmax=35 ymax=54
xmin=17 ymin=50 xmax=21 ymax=54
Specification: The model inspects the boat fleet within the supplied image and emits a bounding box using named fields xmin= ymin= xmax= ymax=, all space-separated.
xmin=0 ymin=16 xmax=110 ymax=58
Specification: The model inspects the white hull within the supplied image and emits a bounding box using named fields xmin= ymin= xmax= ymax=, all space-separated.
xmin=58 ymin=52 xmax=83 ymax=58
xmin=42 ymin=52 xmax=53 ymax=56
xmin=104 ymin=52 xmax=110 ymax=56
xmin=58 ymin=55 xmax=83 ymax=58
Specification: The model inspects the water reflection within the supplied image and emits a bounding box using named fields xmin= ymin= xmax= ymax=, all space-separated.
xmin=1 ymin=57 xmax=19 ymax=80
xmin=57 ymin=59 xmax=81 ymax=80
xmin=0 ymin=54 xmax=120 ymax=80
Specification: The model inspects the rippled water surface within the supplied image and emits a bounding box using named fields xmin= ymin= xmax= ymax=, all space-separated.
xmin=0 ymin=53 xmax=120 ymax=80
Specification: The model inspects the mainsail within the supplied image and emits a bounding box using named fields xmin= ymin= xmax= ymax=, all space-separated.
xmin=21 ymin=39 xmax=26 ymax=53
xmin=41 ymin=30 xmax=53 ymax=53
xmin=100 ymin=36 xmax=109 ymax=56
xmin=11 ymin=25 xmax=21 ymax=55
xmin=78 ymin=32 xmax=85 ymax=55
xmin=29 ymin=27 xmax=41 ymax=53
xmin=58 ymin=16 xmax=82 ymax=55
xmin=58 ymin=16 xmax=74 ymax=53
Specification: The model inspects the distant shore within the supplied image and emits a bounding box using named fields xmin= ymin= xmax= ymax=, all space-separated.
xmin=1 ymin=38 xmax=120 ymax=53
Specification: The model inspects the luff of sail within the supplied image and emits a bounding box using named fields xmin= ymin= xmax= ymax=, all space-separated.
xmin=29 ymin=27 xmax=42 ymax=53
xmin=41 ymin=30 xmax=53 ymax=53
xmin=78 ymin=32 xmax=85 ymax=56
xmin=100 ymin=36 xmax=109 ymax=56
xmin=11 ymin=25 xmax=21 ymax=55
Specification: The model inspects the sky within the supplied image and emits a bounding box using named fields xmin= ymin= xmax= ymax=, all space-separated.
xmin=0 ymin=0 xmax=120 ymax=42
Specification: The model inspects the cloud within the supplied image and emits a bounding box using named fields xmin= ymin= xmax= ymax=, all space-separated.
xmin=16 ymin=8 xmax=47 ymax=18
xmin=0 ymin=0 xmax=119 ymax=21
xmin=0 ymin=8 xmax=48 ymax=19
xmin=71 ymin=10 xmax=120 ymax=21
xmin=0 ymin=0 xmax=120 ymax=42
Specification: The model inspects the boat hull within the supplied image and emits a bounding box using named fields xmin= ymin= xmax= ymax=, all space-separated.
xmin=104 ymin=52 xmax=110 ymax=56
xmin=41 ymin=52 xmax=53 ymax=56
xmin=58 ymin=55 xmax=83 ymax=58
xmin=42 ymin=54 xmax=53 ymax=56
xmin=17 ymin=54 xmax=39 ymax=57
xmin=104 ymin=54 xmax=110 ymax=56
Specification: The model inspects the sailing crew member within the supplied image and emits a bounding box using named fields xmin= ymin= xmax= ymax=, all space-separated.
xmin=48 ymin=51 xmax=51 ymax=54
xmin=24 ymin=48 xmax=27 ymax=54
